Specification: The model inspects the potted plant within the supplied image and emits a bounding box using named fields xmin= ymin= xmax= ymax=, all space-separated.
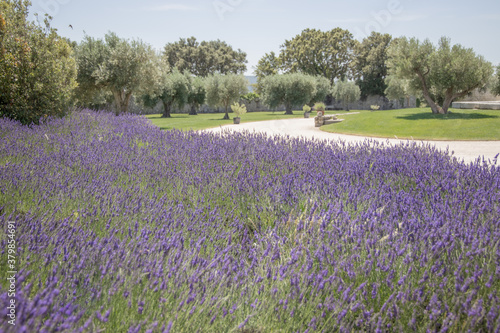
xmin=314 ymin=102 xmax=326 ymax=116
xmin=303 ymin=104 xmax=312 ymax=118
xmin=231 ymin=102 xmax=247 ymax=124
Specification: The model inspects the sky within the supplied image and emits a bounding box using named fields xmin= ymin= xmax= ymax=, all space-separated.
xmin=29 ymin=0 xmax=500 ymax=75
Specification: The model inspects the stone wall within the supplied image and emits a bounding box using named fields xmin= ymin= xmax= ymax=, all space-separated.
xmin=328 ymin=95 xmax=417 ymax=111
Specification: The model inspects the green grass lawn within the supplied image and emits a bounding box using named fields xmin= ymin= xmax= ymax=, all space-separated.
xmin=145 ymin=111 xmax=333 ymax=131
xmin=321 ymin=108 xmax=500 ymax=140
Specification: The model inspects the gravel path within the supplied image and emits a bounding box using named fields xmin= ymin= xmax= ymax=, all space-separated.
xmin=204 ymin=117 xmax=500 ymax=164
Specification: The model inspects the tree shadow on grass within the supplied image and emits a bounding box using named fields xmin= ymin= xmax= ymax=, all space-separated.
xmin=396 ymin=112 xmax=499 ymax=121
xmin=147 ymin=115 xmax=190 ymax=119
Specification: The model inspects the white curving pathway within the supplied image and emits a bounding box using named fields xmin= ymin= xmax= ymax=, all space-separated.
xmin=203 ymin=117 xmax=500 ymax=164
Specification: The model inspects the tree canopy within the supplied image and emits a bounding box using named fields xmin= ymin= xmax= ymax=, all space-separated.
xmin=163 ymin=37 xmax=247 ymax=77
xmin=279 ymin=28 xmax=357 ymax=85
xmin=254 ymin=51 xmax=281 ymax=92
xmin=492 ymin=65 xmax=500 ymax=96
xmin=187 ymin=76 xmax=206 ymax=115
xmin=384 ymin=76 xmax=413 ymax=106
xmin=260 ymin=73 xmax=326 ymax=115
xmin=146 ymin=69 xmax=191 ymax=118
xmin=205 ymin=74 xmax=248 ymax=120
xmin=0 ymin=0 xmax=77 ymax=124
xmin=332 ymin=80 xmax=361 ymax=111
xmin=75 ymin=32 xmax=160 ymax=115
xmin=351 ymin=32 xmax=392 ymax=99
xmin=386 ymin=37 xmax=493 ymax=114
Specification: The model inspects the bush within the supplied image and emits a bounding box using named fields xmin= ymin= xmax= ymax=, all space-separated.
xmin=313 ymin=102 xmax=326 ymax=111
xmin=0 ymin=1 xmax=77 ymax=124
xmin=230 ymin=102 xmax=247 ymax=117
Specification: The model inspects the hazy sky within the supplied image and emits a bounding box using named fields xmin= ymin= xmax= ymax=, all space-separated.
xmin=30 ymin=0 xmax=500 ymax=75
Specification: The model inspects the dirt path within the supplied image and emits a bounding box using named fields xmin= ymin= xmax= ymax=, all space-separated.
xmin=204 ymin=117 xmax=500 ymax=164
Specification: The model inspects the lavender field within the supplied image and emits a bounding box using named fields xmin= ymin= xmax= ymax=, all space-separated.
xmin=1 ymin=111 xmax=499 ymax=332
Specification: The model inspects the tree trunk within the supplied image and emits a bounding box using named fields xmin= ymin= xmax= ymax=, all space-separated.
xmin=284 ymin=103 xmax=293 ymax=115
xmin=112 ymin=90 xmax=132 ymax=116
xmin=189 ymin=104 xmax=198 ymax=115
xmin=442 ymin=89 xmax=473 ymax=114
xmin=416 ymin=72 xmax=443 ymax=114
xmin=442 ymin=94 xmax=454 ymax=114
xmin=223 ymin=105 xmax=230 ymax=120
xmin=162 ymin=101 xmax=172 ymax=118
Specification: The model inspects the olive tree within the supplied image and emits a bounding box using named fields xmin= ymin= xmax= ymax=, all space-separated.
xmin=187 ymin=76 xmax=206 ymax=115
xmin=332 ymin=80 xmax=361 ymax=111
xmin=75 ymin=32 xmax=160 ymax=115
xmin=312 ymin=76 xmax=332 ymax=105
xmin=386 ymin=37 xmax=493 ymax=114
xmin=205 ymin=74 xmax=248 ymax=120
xmin=0 ymin=0 xmax=77 ymax=124
xmin=152 ymin=69 xmax=192 ymax=118
xmin=385 ymin=76 xmax=413 ymax=107
xmin=260 ymin=73 xmax=318 ymax=115
xmin=492 ymin=65 xmax=500 ymax=96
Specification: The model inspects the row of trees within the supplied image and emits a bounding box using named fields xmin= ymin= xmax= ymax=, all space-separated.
xmin=260 ymin=74 xmax=360 ymax=114
xmin=255 ymin=29 xmax=392 ymax=98
xmin=1 ymin=1 xmax=499 ymax=124
xmin=256 ymin=29 xmax=497 ymax=114
xmin=74 ymin=32 xmax=250 ymax=118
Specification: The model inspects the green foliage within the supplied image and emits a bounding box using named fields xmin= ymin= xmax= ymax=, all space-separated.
xmin=313 ymin=102 xmax=325 ymax=112
xmin=187 ymin=76 xmax=206 ymax=115
xmin=205 ymin=74 xmax=248 ymax=120
xmin=302 ymin=104 xmax=311 ymax=113
xmin=352 ymin=32 xmax=392 ymax=98
xmin=0 ymin=0 xmax=77 ymax=124
xmin=230 ymin=102 xmax=247 ymax=117
xmin=254 ymin=51 xmax=281 ymax=92
xmin=332 ymin=80 xmax=361 ymax=111
xmin=163 ymin=37 xmax=247 ymax=77
xmin=75 ymin=32 xmax=160 ymax=115
xmin=492 ymin=65 xmax=500 ymax=96
xmin=279 ymin=28 xmax=357 ymax=85
xmin=386 ymin=36 xmax=493 ymax=114
xmin=311 ymin=75 xmax=332 ymax=104
xmin=155 ymin=69 xmax=192 ymax=118
xmin=384 ymin=75 xmax=413 ymax=102
xmin=241 ymin=92 xmax=260 ymax=102
xmin=260 ymin=73 xmax=316 ymax=115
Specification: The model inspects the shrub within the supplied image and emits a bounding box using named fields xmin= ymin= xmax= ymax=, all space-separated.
xmin=231 ymin=102 xmax=247 ymax=117
xmin=313 ymin=102 xmax=326 ymax=111
xmin=1 ymin=111 xmax=499 ymax=332
xmin=0 ymin=1 xmax=77 ymax=124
